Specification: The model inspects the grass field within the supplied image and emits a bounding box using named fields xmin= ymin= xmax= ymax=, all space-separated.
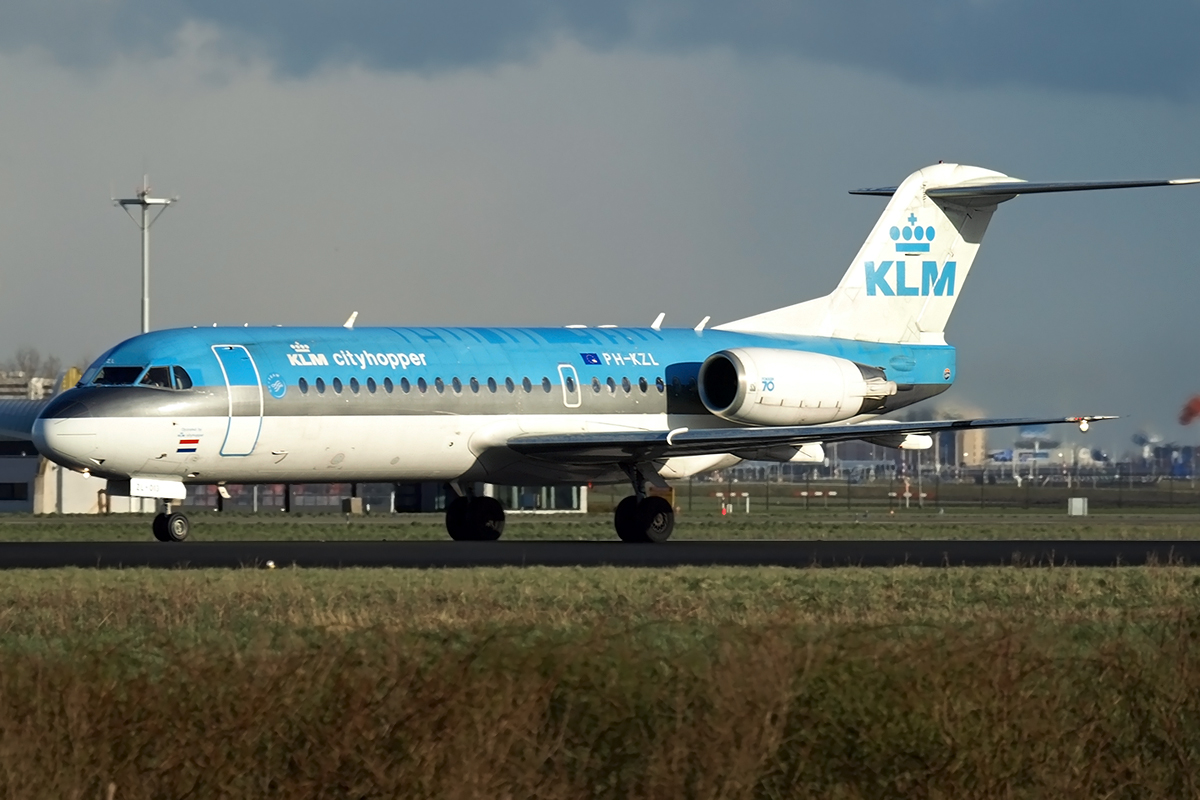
xmin=4 ymin=509 xmax=1200 ymax=797
xmin=2 ymin=565 xmax=1200 ymax=797
xmin=1 ymin=565 xmax=1197 ymax=645
xmin=1 ymin=507 xmax=1200 ymax=542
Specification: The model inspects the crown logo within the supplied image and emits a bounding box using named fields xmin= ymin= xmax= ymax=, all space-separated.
xmin=290 ymin=342 xmax=311 ymax=353
xmin=889 ymin=213 xmax=935 ymax=253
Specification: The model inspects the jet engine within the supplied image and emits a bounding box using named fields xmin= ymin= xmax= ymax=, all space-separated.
xmin=698 ymin=348 xmax=897 ymax=426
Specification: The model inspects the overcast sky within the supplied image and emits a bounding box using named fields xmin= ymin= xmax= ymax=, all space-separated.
xmin=1 ymin=1 xmax=1198 ymax=454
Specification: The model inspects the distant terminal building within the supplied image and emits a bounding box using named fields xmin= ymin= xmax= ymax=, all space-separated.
xmin=939 ymin=427 xmax=988 ymax=468
xmin=0 ymin=372 xmax=55 ymax=401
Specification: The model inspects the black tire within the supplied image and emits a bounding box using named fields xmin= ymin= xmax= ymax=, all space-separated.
xmin=445 ymin=496 xmax=474 ymax=541
xmin=635 ymin=496 xmax=675 ymax=543
xmin=152 ymin=513 xmax=170 ymax=542
xmin=164 ymin=512 xmax=190 ymax=542
xmin=614 ymin=496 xmax=642 ymax=542
xmin=467 ymin=496 xmax=506 ymax=541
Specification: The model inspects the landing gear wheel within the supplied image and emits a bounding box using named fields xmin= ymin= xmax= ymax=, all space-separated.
xmin=445 ymin=496 xmax=473 ymax=541
xmin=467 ymin=496 xmax=505 ymax=541
xmin=162 ymin=512 xmax=189 ymax=542
xmin=636 ymin=496 xmax=675 ymax=543
xmin=614 ymin=496 xmax=641 ymax=542
xmin=613 ymin=496 xmax=675 ymax=543
xmin=152 ymin=513 xmax=170 ymax=542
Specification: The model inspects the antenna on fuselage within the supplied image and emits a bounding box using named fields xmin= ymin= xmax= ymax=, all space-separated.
xmin=651 ymin=312 xmax=665 ymax=331
xmin=114 ymin=175 xmax=178 ymax=334
xmin=343 ymin=311 xmax=358 ymax=329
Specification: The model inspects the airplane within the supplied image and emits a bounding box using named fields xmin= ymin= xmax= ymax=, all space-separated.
xmin=20 ymin=163 xmax=1199 ymax=543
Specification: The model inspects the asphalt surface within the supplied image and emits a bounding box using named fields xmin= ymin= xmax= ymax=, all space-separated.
xmin=2 ymin=539 xmax=1200 ymax=568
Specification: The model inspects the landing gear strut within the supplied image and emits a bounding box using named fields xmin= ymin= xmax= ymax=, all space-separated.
xmin=152 ymin=510 xmax=190 ymax=542
xmin=614 ymin=465 xmax=675 ymax=543
xmin=445 ymin=494 xmax=506 ymax=541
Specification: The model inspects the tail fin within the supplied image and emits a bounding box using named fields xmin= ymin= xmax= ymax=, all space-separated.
xmin=716 ymin=163 xmax=1200 ymax=344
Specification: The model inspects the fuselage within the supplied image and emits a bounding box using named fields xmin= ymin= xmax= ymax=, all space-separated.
xmin=33 ymin=325 xmax=954 ymax=486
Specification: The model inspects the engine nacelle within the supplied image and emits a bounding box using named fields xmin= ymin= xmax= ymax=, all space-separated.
xmin=698 ymin=348 xmax=896 ymax=426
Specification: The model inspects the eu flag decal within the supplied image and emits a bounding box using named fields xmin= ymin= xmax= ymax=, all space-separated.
xmin=581 ymin=353 xmax=602 ymax=365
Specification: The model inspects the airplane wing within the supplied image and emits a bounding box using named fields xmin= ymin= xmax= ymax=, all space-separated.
xmin=506 ymin=415 xmax=1113 ymax=465
xmin=0 ymin=399 xmax=47 ymax=442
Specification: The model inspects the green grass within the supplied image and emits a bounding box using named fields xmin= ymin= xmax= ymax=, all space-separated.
xmin=0 ymin=565 xmax=1196 ymax=649
xmin=1 ymin=508 xmax=1200 ymax=541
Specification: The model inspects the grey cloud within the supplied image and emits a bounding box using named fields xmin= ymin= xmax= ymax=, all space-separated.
xmin=3 ymin=1 xmax=1198 ymax=97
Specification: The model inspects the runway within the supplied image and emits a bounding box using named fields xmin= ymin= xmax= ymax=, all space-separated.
xmin=2 ymin=539 xmax=1200 ymax=569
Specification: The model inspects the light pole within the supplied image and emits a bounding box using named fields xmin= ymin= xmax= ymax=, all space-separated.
xmin=115 ymin=177 xmax=177 ymax=333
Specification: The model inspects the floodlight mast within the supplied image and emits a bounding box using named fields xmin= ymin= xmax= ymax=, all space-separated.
xmin=114 ymin=176 xmax=177 ymax=334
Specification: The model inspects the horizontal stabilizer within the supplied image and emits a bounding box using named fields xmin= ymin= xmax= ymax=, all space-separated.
xmin=506 ymin=415 xmax=1115 ymax=465
xmin=851 ymin=177 xmax=1200 ymax=199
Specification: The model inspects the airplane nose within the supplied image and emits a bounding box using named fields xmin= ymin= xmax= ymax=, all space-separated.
xmin=32 ymin=404 xmax=98 ymax=471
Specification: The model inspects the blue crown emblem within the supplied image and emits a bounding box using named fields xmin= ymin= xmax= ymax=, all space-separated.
xmin=889 ymin=213 xmax=935 ymax=253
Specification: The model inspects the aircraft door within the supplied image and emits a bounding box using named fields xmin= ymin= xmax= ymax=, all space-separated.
xmin=212 ymin=345 xmax=264 ymax=456
xmin=557 ymin=364 xmax=581 ymax=408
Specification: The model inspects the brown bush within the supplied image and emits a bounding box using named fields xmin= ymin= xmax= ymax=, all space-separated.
xmin=0 ymin=617 xmax=1198 ymax=799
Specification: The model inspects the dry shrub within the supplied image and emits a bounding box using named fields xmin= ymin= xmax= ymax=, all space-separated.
xmin=0 ymin=619 xmax=1198 ymax=799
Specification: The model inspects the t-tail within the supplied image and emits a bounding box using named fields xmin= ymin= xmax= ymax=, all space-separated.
xmin=716 ymin=163 xmax=1200 ymax=344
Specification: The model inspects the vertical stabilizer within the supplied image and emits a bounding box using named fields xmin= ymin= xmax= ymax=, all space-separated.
xmin=717 ymin=163 xmax=1010 ymax=344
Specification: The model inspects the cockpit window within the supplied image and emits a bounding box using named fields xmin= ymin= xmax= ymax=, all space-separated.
xmin=140 ymin=367 xmax=173 ymax=388
xmin=88 ymin=364 xmax=193 ymax=389
xmin=92 ymin=366 xmax=145 ymax=386
xmin=173 ymin=366 xmax=193 ymax=390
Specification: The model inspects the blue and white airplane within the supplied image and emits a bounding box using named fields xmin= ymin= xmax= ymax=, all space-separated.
xmin=22 ymin=163 xmax=1199 ymax=542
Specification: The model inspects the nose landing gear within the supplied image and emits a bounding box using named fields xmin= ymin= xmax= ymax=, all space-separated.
xmin=614 ymin=465 xmax=675 ymax=543
xmin=152 ymin=510 xmax=190 ymax=542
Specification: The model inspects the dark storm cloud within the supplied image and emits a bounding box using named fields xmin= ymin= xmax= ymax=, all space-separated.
xmin=4 ymin=1 xmax=1198 ymax=97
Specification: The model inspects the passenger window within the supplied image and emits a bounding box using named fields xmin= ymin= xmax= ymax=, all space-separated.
xmin=349 ymin=377 xmax=360 ymax=394
xmin=505 ymin=377 xmax=515 ymax=393
xmin=418 ymin=378 xmax=428 ymax=393
xmin=385 ymin=377 xmax=395 ymax=393
xmin=435 ymin=378 xmax=445 ymax=394
xmin=655 ymin=377 xmax=665 ymax=393
xmin=173 ymin=366 xmax=193 ymax=390
xmin=398 ymin=378 xmax=408 ymax=393
xmin=565 ymin=376 xmax=576 ymax=393
xmin=451 ymin=377 xmax=462 ymax=394
xmin=140 ymin=366 xmax=172 ymax=388
xmin=621 ymin=377 xmax=631 ymax=393
xmin=298 ymin=377 xmax=309 ymax=394
xmin=638 ymin=377 xmax=648 ymax=393
xmin=332 ymin=378 xmax=344 ymax=394
xmin=607 ymin=377 xmax=617 ymax=394
xmin=591 ymin=377 xmax=601 ymax=393
xmin=671 ymin=377 xmax=681 ymax=396
xmin=541 ymin=377 xmax=551 ymax=393
xmin=92 ymin=366 xmax=145 ymax=386
xmin=469 ymin=377 xmax=479 ymax=393
xmin=367 ymin=378 xmax=377 ymax=394
xmin=522 ymin=377 xmax=532 ymax=393
xmin=316 ymin=378 xmax=326 ymax=394
xmin=487 ymin=377 xmax=497 ymax=393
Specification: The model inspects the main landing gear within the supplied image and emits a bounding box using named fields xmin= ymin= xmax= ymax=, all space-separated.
xmin=614 ymin=465 xmax=675 ymax=543
xmin=152 ymin=510 xmax=190 ymax=542
xmin=445 ymin=494 xmax=506 ymax=541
